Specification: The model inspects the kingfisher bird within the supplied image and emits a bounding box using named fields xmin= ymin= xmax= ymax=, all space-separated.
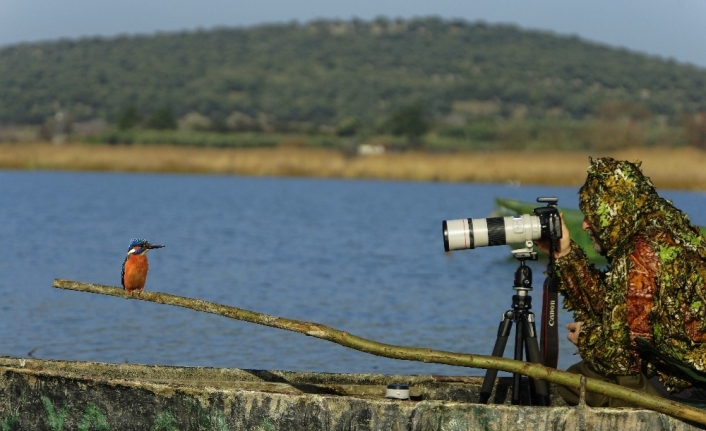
xmin=121 ymin=238 xmax=164 ymax=296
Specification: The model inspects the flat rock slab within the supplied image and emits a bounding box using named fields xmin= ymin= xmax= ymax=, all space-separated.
xmin=0 ymin=357 xmax=699 ymax=430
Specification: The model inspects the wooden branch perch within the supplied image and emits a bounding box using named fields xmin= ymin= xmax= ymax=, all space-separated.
xmin=52 ymin=278 xmax=706 ymax=426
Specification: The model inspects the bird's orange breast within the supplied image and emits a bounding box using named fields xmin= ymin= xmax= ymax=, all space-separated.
xmin=123 ymin=254 xmax=149 ymax=293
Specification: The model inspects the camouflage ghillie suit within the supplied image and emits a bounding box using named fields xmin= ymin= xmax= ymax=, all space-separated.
xmin=556 ymin=157 xmax=706 ymax=392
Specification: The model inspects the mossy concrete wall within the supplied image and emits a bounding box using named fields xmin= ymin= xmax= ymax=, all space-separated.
xmin=0 ymin=357 xmax=700 ymax=431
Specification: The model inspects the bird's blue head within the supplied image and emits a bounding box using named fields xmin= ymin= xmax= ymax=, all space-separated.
xmin=127 ymin=238 xmax=165 ymax=255
xmin=128 ymin=238 xmax=149 ymax=250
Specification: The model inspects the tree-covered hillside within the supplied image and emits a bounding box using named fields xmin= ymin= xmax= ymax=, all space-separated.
xmin=1 ymin=17 xmax=705 ymax=148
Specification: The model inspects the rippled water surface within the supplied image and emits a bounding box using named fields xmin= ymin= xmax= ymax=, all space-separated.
xmin=2 ymin=170 xmax=705 ymax=376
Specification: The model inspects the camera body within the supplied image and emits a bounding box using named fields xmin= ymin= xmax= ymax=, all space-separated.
xmin=443 ymin=197 xmax=562 ymax=252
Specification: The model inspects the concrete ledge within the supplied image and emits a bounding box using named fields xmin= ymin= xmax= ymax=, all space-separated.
xmin=0 ymin=357 xmax=699 ymax=430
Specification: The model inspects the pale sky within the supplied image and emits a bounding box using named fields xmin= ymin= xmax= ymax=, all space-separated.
xmin=1 ymin=0 xmax=705 ymax=68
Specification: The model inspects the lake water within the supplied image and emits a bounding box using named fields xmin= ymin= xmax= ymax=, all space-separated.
xmin=1 ymin=170 xmax=705 ymax=377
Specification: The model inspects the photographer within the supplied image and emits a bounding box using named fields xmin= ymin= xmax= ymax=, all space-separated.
xmin=536 ymin=157 xmax=706 ymax=407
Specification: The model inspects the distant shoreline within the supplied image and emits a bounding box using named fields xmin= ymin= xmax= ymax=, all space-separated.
xmin=2 ymin=142 xmax=705 ymax=191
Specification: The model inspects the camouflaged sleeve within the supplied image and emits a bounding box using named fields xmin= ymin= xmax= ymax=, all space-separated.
xmin=555 ymin=240 xmax=638 ymax=374
xmin=555 ymin=240 xmax=605 ymax=322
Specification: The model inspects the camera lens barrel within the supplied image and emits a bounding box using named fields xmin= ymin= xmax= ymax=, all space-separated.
xmin=443 ymin=214 xmax=542 ymax=251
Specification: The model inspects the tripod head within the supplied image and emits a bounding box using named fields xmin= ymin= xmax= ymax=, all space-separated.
xmin=511 ymin=241 xmax=537 ymax=293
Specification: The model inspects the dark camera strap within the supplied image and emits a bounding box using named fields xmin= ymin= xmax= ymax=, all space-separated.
xmin=540 ymin=261 xmax=560 ymax=369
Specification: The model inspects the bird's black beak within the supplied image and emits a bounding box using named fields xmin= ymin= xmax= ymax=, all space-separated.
xmin=147 ymin=244 xmax=165 ymax=249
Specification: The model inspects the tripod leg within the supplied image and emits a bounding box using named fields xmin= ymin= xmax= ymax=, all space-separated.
xmin=478 ymin=312 xmax=513 ymax=404
xmin=523 ymin=314 xmax=550 ymax=406
xmin=511 ymin=318 xmax=525 ymax=404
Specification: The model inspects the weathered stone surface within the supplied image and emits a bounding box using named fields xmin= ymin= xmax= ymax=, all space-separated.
xmin=0 ymin=357 xmax=700 ymax=430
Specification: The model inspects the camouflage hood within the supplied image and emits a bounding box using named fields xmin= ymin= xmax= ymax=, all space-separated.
xmin=578 ymin=157 xmax=704 ymax=259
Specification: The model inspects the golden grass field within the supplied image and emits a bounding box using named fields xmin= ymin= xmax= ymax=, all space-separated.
xmin=2 ymin=142 xmax=705 ymax=190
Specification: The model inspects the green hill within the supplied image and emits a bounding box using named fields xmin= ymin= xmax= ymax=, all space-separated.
xmin=1 ymin=17 xmax=705 ymax=149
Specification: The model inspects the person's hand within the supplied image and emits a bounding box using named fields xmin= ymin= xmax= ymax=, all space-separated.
xmin=534 ymin=212 xmax=571 ymax=259
xmin=566 ymin=321 xmax=582 ymax=346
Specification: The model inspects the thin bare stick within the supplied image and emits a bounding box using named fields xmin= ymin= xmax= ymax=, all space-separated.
xmin=52 ymin=278 xmax=706 ymax=425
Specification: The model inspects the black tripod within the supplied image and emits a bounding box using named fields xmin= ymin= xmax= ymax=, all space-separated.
xmin=478 ymin=244 xmax=550 ymax=406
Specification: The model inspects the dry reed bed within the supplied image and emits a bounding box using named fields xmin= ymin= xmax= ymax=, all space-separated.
xmin=1 ymin=143 xmax=705 ymax=190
